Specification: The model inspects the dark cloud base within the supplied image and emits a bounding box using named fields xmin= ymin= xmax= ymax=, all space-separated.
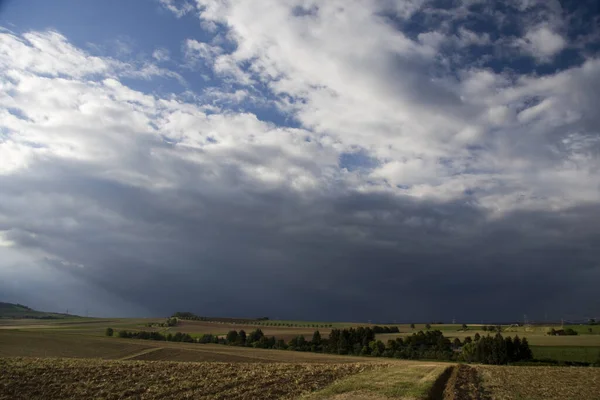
xmin=2 ymin=156 xmax=599 ymax=322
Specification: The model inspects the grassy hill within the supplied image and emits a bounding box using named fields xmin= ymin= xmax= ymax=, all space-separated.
xmin=0 ymin=302 xmax=75 ymax=319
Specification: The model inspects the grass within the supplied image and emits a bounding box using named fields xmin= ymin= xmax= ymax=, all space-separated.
xmin=531 ymin=345 xmax=600 ymax=363
xmin=0 ymin=357 xmax=371 ymax=400
xmin=477 ymin=365 xmax=600 ymax=400
xmin=377 ymin=329 xmax=600 ymax=347
xmin=301 ymin=363 xmax=450 ymax=399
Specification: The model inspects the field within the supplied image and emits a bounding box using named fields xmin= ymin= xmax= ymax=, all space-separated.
xmin=1 ymin=313 xmax=599 ymax=399
xmin=0 ymin=330 xmax=390 ymax=364
xmin=0 ymin=358 xmax=373 ymax=400
xmin=477 ymin=365 xmax=600 ymax=400
xmin=303 ymin=364 xmax=451 ymax=399
xmin=376 ymin=324 xmax=600 ymax=355
xmin=530 ymin=345 xmax=600 ymax=363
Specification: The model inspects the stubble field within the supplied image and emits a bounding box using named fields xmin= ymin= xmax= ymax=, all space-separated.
xmin=477 ymin=365 xmax=600 ymax=400
xmin=0 ymin=357 xmax=374 ymax=400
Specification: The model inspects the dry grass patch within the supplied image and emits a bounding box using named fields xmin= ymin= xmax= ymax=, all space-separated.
xmin=302 ymin=363 xmax=450 ymax=399
xmin=0 ymin=357 xmax=372 ymax=400
xmin=477 ymin=365 xmax=600 ymax=400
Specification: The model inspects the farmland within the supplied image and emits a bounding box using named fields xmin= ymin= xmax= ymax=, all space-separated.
xmin=2 ymin=316 xmax=600 ymax=363
xmin=477 ymin=365 xmax=600 ymax=400
xmin=1 ymin=312 xmax=599 ymax=399
xmin=0 ymin=358 xmax=373 ymax=400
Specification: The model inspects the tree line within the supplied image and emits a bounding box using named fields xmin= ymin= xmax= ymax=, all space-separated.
xmin=109 ymin=325 xmax=532 ymax=365
xmin=145 ymin=317 xmax=178 ymax=328
xmin=171 ymin=312 xmax=335 ymax=328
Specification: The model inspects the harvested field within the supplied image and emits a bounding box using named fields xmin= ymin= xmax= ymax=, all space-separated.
xmin=477 ymin=365 xmax=600 ymax=400
xmin=0 ymin=331 xmax=152 ymax=360
xmin=0 ymin=357 xmax=371 ymax=400
xmin=123 ymin=347 xmax=278 ymax=363
xmin=0 ymin=330 xmax=391 ymax=364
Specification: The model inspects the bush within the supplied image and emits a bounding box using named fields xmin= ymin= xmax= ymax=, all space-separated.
xmin=548 ymin=328 xmax=578 ymax=336
xmin=105 ymin=327 xmax=114 ymax=337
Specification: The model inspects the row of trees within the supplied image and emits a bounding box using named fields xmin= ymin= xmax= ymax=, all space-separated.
xmin=172 ymin=312 xmax=210 ymax=321
xmin=145 ymin=317 xmax=178 ymax=328
xmin=115 ymin=330 xmax=196 ymax=343
xmin=221 ymin=327 xmax=531 ymax=364
xmin=251 ymin=322 xmax=334 ymax=328
xmin=481 ymin=325 xmax=503 ymax=332
xmin=110 ymin=325 xmax=533 ymax=365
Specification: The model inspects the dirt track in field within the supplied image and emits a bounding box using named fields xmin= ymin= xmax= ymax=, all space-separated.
xmin=438 ymin=364 xmax=490 ymax=400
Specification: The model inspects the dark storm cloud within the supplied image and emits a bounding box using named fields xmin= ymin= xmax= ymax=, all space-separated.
xmin=1 ymin=1 xmax=600 ymax=322
xmin=2 ymin=153 xmax=599 ymax=322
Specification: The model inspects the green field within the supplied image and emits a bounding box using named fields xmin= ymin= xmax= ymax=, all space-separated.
xmin=531 ymin=345 xmax=600 ymax=364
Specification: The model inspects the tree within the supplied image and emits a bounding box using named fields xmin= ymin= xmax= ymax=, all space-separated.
xmin=425 ymin=323 xmax=431 ymax=330
xmin=238 ymin=329 xmax=247 ymax=346
xmin=493 ymin=333 xmax=508 ymax=364
xmin=311 ymin=330 xmax=322 ymax=346
xmin=452 ymin=338 xmax=462 ymax=348
xmin=462 ymin=323 xmax=468 ymax=331
xmin=410 ymin=323 xmax=415 ymax=329
xmin=512 ymin=336 xmax=521 ymax=360
xmin=105 ymin=327 xmax=114 ymax=337
xmin=519 ymin=337 xmax=533 ymax=360
xmin=474 ymin=333 xmax=481 ymax=342
xmin=505 ymin=336 xmax=514 ymax=361
xmin=337 ymin=331 xmax=350 ymax=355
xmin=226 ymin=330 xmax=239 ymax=345
xmin=247 ymin=328 xmax=264 ymax=344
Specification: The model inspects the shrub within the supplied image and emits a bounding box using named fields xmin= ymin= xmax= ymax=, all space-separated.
xmin=105 ymin=327 xmax=114 ymax=337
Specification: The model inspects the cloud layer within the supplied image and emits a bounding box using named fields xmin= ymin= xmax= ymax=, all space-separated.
xmin=1 ymin=0 xmax=599 ymax=321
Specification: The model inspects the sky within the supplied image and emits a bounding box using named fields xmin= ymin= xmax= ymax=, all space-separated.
xmin=0 ymin=0 xmax=599 ymax=322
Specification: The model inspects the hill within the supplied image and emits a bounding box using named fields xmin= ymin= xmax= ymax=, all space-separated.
xmin=0 ymin=302 xmax=75 ymax=319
